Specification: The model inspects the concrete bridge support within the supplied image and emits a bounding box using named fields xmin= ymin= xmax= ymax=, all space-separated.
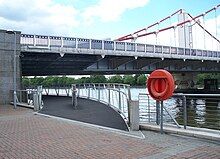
xmin=0 ymin=30 xmax=21 ymax=104
xmin=174 ymin=73 xmax=197 ymax=89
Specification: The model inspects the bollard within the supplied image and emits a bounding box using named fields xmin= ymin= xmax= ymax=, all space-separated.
xmin=33 ymin=93 xmax=39 ymax=111
xmin=129 ymin=100 xmax=139 ymax=131
xmin=37 ymin=86 xmax=43 ymax=109
xmin=72 ymin=84 xmax=77 ymax=109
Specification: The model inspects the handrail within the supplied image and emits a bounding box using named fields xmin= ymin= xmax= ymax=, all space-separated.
xmin=75 ymin=83 xmax=131 ymax=123
xmin=139 ymin=92 xmax=220 ymax=130
xmin=20 ymin=34 xmax=220 ymax=61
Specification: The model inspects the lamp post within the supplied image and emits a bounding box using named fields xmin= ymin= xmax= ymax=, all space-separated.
xmin=6 ymin=30 xmax=17 ymax=109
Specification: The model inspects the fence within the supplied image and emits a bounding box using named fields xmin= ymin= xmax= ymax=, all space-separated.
xmin=11 ymin=86 xmax=43 ymax=111
xmin=74 ymin=83 xmax=131 ymax=122
xmin=139 ymin=93 xmax=220 ymax=130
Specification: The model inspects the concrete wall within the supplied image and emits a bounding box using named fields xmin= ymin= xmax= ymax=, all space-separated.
xmin=0 ymin=30 xmax=21 ymax=105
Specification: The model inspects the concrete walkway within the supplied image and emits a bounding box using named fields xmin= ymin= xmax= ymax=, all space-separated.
xmin=40 ymin=96 xmax=128 ymax=131
xmin=0 ymin=105 xmax=220 ymax=159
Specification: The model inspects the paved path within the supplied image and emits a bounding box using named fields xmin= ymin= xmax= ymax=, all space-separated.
xmin=0 ymin=105 xmax=220 ymax=159
xmin=40 ymin=96 xmax=128 ymax=131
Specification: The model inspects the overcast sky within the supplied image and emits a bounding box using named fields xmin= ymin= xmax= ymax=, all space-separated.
xmin=0 ymin=0 xmax=219 ymax=50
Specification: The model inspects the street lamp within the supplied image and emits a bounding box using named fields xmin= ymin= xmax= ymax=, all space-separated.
xmin=6 ymin=30 xmax=17 ymax=109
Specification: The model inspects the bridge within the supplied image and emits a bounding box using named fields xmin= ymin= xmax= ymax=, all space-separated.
xmin=20 ymin=34 xmax=219 ymax=76
xmin=0 ymin=4 xmax=220 ymax=104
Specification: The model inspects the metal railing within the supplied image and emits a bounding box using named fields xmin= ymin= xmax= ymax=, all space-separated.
xmin=10 ymin=86 xmax=43 ymax=111
xmin=75 ymin=83 xmax=131 ymax=121
xmin=39 ymin=83 xmax=131 ymax=122
xmin=20 ymin=34 xmax=220 ymax=61
xmin=139 ymin=93 xmax=220 ymax=130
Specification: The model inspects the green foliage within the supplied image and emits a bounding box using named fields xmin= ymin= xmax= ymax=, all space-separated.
xmin=22 ymin=77 xmax=30 ymax=87
xmin=108 ymin=75 xmax=123 ymax=83
xmin=90 ymin=75 xmax=107 ymax=83
xmin=21 ymin=74 xmax=151 ymax=87
xmin=123 ymin=75 xmax=136 ymax=85
xmin=196 ymin=73 xmax=220 ymax=86
xmin=137 ymin=74 xmax=147 ymax=86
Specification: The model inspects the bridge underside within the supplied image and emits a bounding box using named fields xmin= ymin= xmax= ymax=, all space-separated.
xmin=21 ymin=52 xmax=220 ymax=76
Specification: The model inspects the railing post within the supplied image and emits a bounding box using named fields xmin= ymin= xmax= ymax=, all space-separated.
xmin=108 ymin=84 xmax=111 ymax=105
xmin=89 ymin=39 xmax=92 ymax=49
xmin=183 ymin=95 xmax=187 ymax=129
xmin=156 ymin=100 xmax=160 ymax=125
xmin=72 ymin=84 xmax=77 ymax=109
xmin=147 ymin=95 xmax=150 ymax=122
xmin=129 ymin=100 xmax=139 ymax=131
xmin=98 ymin=84 xmax=100 ymax=101
xmin=77 ymin=84 xmax=80 ymax=97
xmin=87 ymin=84 xmax=90 ymax=99
xmin=127 ymin=86 xmax=131 ymax=126
xmin=118 ymin=88 xmax=121 ymax=110
xmin=34 ymin=35 xmax=36 ymax=46
xmin=160 ymin=101 xmax=164 ymax=134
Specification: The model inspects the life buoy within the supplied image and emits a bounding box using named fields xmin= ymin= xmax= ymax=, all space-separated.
xmin=147 ymin=69 xmax=175 ymax=101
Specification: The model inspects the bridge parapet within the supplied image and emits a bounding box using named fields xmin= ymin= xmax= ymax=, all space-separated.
xmin=21 ymin=34 xmax=220 ymax=62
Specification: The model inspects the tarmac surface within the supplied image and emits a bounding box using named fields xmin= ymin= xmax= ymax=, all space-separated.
xmin=0 ymin=105 xmax=220 ymax=159
xmin=39 ymin=95 xmax=128 ymax=131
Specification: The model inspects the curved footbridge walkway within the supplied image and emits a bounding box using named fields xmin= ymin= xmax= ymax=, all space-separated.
xmin=40 ymin=95 xmax=129 ymax=131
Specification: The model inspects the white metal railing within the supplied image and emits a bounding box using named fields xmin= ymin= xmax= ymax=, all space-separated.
xmin=20 ymin=34 xmax=220 ymax=61
xmin=11 ymin=86 xmax=43 ymax=111
xmin=39 ymin=83 xmax=131 ymax=121
xmin=75 ymin=83 xmax=131 ymax=121
xmin=139 ymin=93 xmax=220 ymax=130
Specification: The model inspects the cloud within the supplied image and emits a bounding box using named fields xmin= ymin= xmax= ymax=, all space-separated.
xmin=0 ymin=0 xmax=79 ymax=36
xmin=82 ymin=0 xmax=150 ymax=25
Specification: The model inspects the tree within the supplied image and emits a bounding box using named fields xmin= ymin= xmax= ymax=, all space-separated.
xmin=22 ymin=77 xmax=30 ymax=88
xmin=137 ymin=74 xmax=147 ymax=86
xmin=90 ymin=75 xmax=107 ymax=83
xmin=123 ymin=75 xmax=136 ymax=85
xmin=108 ymin=75 xmax=123 ymax=83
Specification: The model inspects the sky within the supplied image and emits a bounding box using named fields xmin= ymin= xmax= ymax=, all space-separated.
xmin=0 ymin=0 xmax=219 ymax=50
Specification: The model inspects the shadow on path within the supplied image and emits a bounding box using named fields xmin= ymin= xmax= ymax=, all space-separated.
xmin=39 ymin=96 xmax=129 ymax=131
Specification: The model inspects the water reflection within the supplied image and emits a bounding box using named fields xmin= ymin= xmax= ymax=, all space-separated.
xmin=175 ymin=98 xmax=220 ymax=130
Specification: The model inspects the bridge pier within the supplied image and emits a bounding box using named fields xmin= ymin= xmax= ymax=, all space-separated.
xmin=0 ymin=30 xmax=21 ymax=105
xmin=174 ymin=73 xmax=197 ymax=89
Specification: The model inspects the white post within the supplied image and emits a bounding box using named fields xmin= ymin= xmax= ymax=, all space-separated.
xmin=129 ymin=100 xmax=139 ymax=131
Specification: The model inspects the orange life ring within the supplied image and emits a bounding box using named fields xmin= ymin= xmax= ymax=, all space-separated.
xmin=147 ymin=69 xmax=175 ymax=101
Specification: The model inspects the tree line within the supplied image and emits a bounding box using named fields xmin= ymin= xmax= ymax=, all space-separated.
xmin=22 ymin=73 xmax=219 ymax=88
xmin=22 ymin=74 xmax=147 ymax=88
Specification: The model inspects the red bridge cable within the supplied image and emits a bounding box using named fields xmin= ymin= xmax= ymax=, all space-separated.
xmin=116 ymin=9 xmax=183 ymax=41
xmin=118 ymin=4 xmax=220 ymax=42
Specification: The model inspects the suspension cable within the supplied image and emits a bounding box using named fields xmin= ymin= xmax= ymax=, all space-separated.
xmin=116 ymin=9 xmax=183 ymax=41
xmin=203 ymin=15 xmax=206 ymax=50
xmin=117 ymin=4 xmax=220 ymax=44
